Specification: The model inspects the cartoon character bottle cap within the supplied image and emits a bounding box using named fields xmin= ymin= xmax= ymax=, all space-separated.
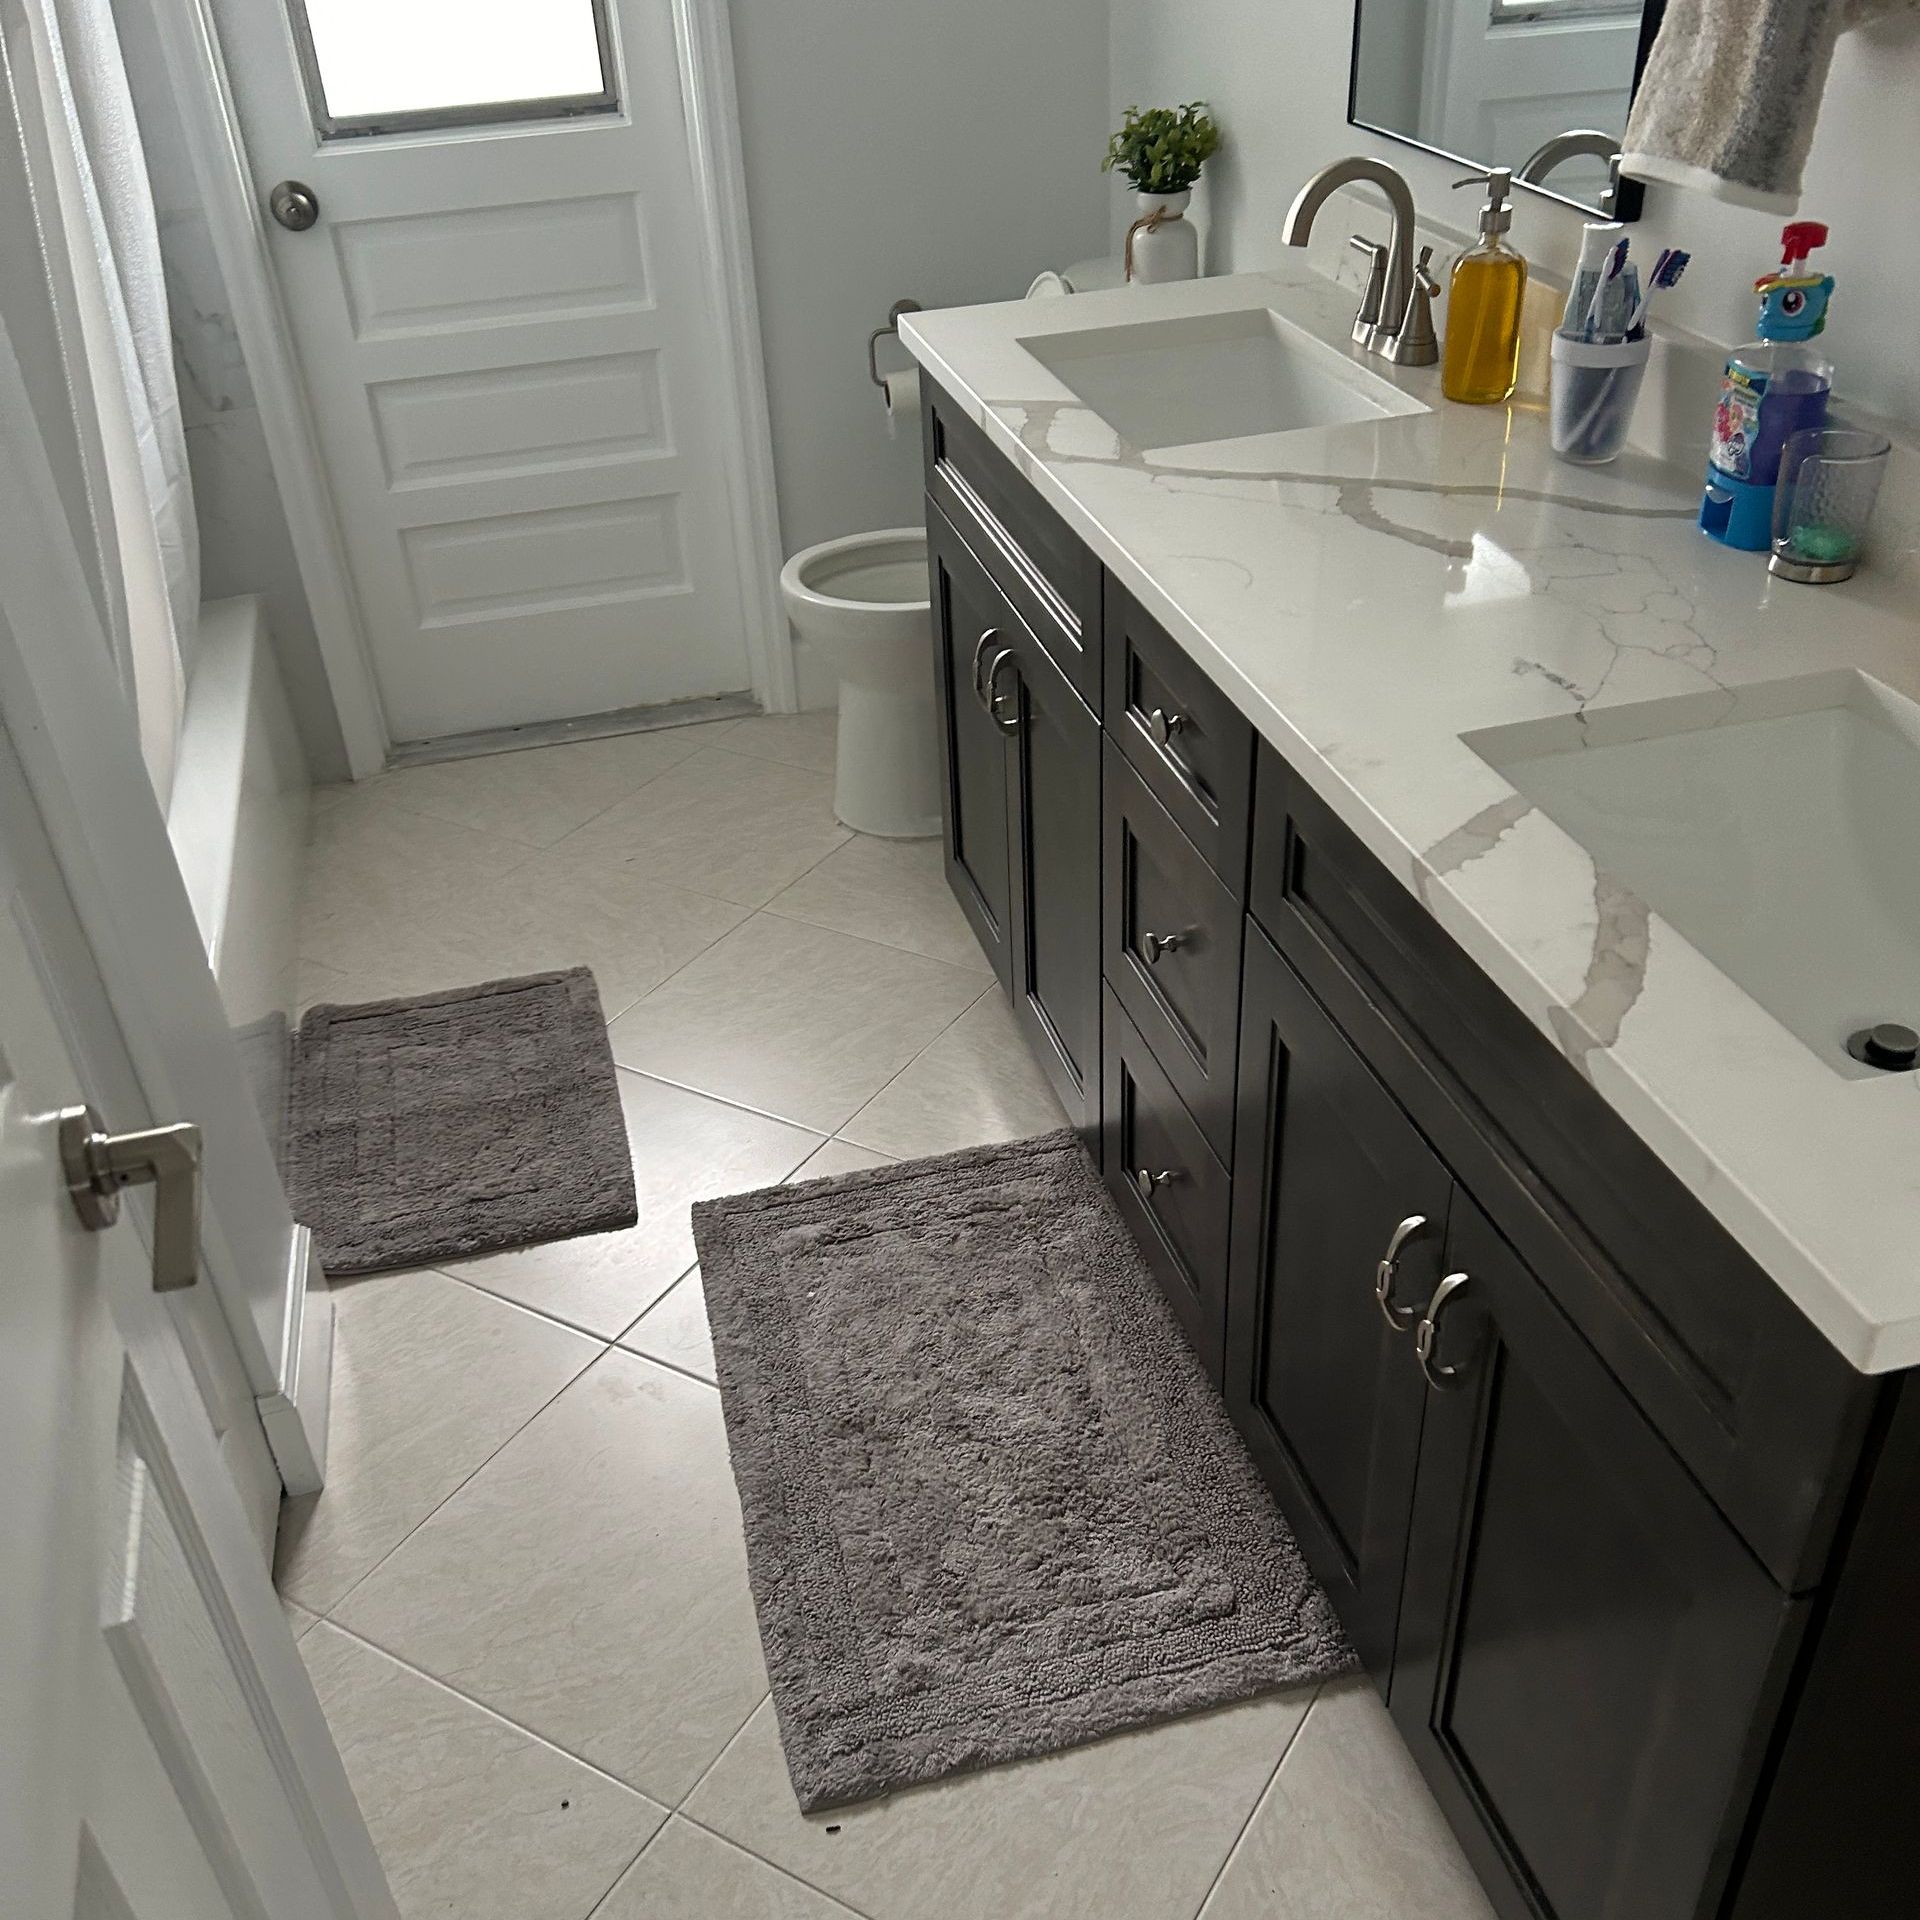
xmin=1755 ymin=221 xmax=1834 ymax=342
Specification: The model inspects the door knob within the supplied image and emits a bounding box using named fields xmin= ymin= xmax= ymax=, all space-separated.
xmin=269 ymin=180 xmax=321 ymax=231
xmin=58 ymin=1105 xmax=203 ymax=1292
xmin=1132 ymin=1166 xmax=1181 ymax=1201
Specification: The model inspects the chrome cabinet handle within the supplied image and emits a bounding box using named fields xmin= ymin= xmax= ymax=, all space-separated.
xmin=970 ymin=628 xmax=1002 ymax=705
xmin=1140 ymin=929 xmax=1189 ymax=966
xmin=1415 ymin=1271 xmax=1473 ymax=1391
xmin=984 ymin=648 xmax=1020 ymax=734
xmin=1132 ymin=1167 xmax=1181 ymax=1202
xmin=1146 ymin=706 xmax=1186 ymax=749
xmin=269 ymin=180 xmax=321 ymax=232
xmin=58 ymin=1104 xmax=202 ymax=1292
xmin=1374 ymin=1213 xmax=1428 ymax=1332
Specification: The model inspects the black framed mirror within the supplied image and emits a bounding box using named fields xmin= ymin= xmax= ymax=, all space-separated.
xmin=1349 ymin=0 xmax=1668 ymax=221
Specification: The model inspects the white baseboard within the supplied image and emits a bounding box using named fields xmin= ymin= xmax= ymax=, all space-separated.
xmin=256 ymin=1226 xmax=332 ymax=1497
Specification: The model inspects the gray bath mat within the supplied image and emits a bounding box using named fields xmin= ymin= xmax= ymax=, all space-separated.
xmin=692 ymin=1129 xmax=1354 ymax=1811
xmin=287 ymin=968 xmax=636 ymax=1276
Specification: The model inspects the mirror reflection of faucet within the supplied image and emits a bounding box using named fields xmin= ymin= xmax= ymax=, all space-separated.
xmin=1282 ymin=157 xmax=1438 ymax=366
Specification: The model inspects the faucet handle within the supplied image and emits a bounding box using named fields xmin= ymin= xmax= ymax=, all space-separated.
xmin=1347 ymin=233 xmax=1389 ymax=345
xmin=1384 ymin=245 xmax=1441 ymax=367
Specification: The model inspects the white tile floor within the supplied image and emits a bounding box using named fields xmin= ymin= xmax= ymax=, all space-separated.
xmin=282 ymin=715 xmax=1496 ymax=1920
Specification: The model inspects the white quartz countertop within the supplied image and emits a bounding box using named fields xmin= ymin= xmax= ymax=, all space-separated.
xmin=902 ymin=262 xmax=1920 ymax=1374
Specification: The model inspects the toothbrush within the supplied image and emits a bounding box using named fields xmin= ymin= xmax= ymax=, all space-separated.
xmin=1583 ymin=239 xmax=1628 ymax=341
xmin=1625 ymin=247 xmax=1690 ymax=337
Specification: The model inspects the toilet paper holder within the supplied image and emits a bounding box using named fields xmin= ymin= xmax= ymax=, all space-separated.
xmin=867 ymin=299 xmax=923 ymax=389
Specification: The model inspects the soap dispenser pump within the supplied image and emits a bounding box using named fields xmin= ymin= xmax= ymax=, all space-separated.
xmin=1442 ymin=168 xmax=1527 ymax=404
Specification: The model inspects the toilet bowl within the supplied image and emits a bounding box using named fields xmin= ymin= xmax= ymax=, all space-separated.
xmin=779 ymin=526 xmax=939 ymax=838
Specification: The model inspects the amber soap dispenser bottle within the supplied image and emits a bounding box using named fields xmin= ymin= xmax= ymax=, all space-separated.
xmin=1442 ymin=168 xmax=1527 ymax=404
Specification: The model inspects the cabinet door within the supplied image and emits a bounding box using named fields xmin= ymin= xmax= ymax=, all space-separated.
xmin=1000 ymin=624 xmax=1101 ymax=1131
xmin=1392 ymin=1191 xmax=1802 ymax=1920
xmin=927 ymin=504 xmax=1013 ymax=987
xmin=1226 ymin=923 xmax=1449 ymax=1681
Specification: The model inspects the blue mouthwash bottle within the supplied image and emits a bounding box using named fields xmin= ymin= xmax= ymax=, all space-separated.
xmin=1700 ymin=221 xmax=1835 ymax=550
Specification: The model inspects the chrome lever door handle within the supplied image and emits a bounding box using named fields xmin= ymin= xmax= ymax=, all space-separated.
xmin=269 ymin=180 xmax=321 ymax=232
xmin=1415 ymin=1270 xmax=1473 ymax=1391
xmin=1374 ymin=1212 xmax=1428 ymax=1332
xmin=58 ymin=1104 xmax=203 ymax=1292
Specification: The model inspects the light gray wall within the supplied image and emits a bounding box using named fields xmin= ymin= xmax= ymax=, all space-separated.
xmin=729 ymin=0 xmax=1112 ymax=562
xmin=1109 ymin=1 xmax=1920 ymax=426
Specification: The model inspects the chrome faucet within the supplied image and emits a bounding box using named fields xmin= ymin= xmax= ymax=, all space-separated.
xmin=1282 ymin=157 xmax=1438 ymax=367
xmin=1518 ymin=129 xmax=1623 ymax=216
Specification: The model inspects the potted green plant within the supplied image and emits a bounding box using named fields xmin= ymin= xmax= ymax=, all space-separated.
xmin=1104 ymin=103 xmax=1221 ymax=283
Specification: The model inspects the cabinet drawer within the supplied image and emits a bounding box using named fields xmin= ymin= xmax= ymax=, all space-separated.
xmin=1102 ymin=985 xmax=1232 ymax=1382
xmin=1249 ymin=740 xmax=1873 ymax=1591
xmin=1103 ymin=742 xmax=1241 ymax=1164
xmin=1104 ymin=575 xmax=1253 ymax=892
xmin=922 ymin=377 xmax=1102 ymax=708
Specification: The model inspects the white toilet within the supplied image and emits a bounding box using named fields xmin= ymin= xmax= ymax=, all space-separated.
xmin=778 ymin=527 xmax=939 ymax=838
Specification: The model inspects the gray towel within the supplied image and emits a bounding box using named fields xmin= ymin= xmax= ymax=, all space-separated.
xmin=1621 ymin=0 xmax=1920 ymax=210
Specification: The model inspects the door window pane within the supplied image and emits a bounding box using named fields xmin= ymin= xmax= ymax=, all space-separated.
xmin=292 ymin=0 xmax=615 ymax=136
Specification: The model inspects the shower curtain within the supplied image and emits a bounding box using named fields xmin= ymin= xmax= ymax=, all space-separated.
xmin=32 ymin=0 xmax=198 ymax=804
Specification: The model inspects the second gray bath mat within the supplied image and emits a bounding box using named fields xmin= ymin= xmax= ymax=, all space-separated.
xmin=286 ymin=967 xmax=636 ymax=1275
xmin=692 ymin=1129 xmax=1354 ymax=1812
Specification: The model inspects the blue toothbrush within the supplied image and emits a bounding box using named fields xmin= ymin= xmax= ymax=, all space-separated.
xmin=1626 ymin=247 xmax=1690 ymax=337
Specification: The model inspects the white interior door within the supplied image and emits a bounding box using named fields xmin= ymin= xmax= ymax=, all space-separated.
xmin=1427 ymin=0 xmax=1640 ymax=204
xmin=208 ymin=0 xmax=759 ymax=742
xmin=0 ymin=725 xmax=395 ymax=1920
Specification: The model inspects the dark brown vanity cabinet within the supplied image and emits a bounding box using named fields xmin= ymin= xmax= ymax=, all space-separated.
xmin=920 ymin=371 xmax=1910 ymax=1920
xmin=926 ymin=500 xmax=1100 ymax=1131
xmin=1226 ymin=922 xmax=1448 ymax=1680
xmin=1391 ymin=1190 xmax=1801 ymax=1920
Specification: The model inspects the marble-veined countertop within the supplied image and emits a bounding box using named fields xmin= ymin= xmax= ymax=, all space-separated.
xmin=903 ymin=261 xmax=1920 ymax=1373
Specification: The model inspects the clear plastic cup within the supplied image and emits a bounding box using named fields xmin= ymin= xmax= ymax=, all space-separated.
xmin=1549 ymin=330 xmax=1652 ymax=466
xmin=1769 ymin=427 xmax=1892 ymax=583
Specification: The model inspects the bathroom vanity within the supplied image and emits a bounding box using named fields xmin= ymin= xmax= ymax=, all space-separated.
xmin=906 ymin=265 xmax=1920 ymax=1920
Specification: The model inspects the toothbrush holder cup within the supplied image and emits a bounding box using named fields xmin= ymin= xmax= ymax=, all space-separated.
xmin=1549 ymin=330 xmax=1651 ymax=466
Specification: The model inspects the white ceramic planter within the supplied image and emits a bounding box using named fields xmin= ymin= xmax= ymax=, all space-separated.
xmin=1126 ymin=188 xmax=1199 ymax=285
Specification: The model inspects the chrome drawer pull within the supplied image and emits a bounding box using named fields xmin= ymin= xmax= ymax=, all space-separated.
xmin=983 ymin=648 xmax=1021 ymax=734
xmin=1415 ymin=1271 xmax=1474 ymax=1391
xmin=1140 ymin=928 xmax=1189 ymax=966
xmin=970 ymin=628 xmax=1002 ymax=705
xmin=1146 ymin=705 xmax=1186 ymax=749
xmin=1374 ymin=1213 xmax=1428 ymax=1332
xmin=1132 ymin=1166 xmax=1181 ymax=1202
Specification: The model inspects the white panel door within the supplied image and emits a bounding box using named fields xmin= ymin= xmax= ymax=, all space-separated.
xmin=0 ymin=733 xmax=396 ymax=1920
xmin=208 ymin=0 xmax=756 ymax=742
xmin=1427 ymin=1 xmax=1640 ymax=205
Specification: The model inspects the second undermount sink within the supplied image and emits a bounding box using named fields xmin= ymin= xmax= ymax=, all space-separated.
xmin=1017 ymin=306 xmax=1427 ymax=455
xmin=1465 ymin=671 xmax=1920 ymax=1076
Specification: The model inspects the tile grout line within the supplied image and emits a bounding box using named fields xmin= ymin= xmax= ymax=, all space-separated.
xmin=290 ymin=1333 xmax=613 ymax=1624
xmin=830 ymin=979 xmax=1002 ymax=1150
xmin=310 ymin=1612 xmax=676 ymax=1809
xmin=1189 ymin=1683 xmax=1327 ymax=1920
xmin=673 ymin=1809 xmax=879 ymax=1920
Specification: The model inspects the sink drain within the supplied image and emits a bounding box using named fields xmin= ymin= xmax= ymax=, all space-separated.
xmin=1846 ymin=1023 xmax=1920 ymax=1072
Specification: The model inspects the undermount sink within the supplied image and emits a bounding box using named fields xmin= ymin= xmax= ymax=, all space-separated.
xmin=1017 ymin=307 xmax=1427 ymax=455
xmin=1465 ymin=671 xmax=1920 ymax=1076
